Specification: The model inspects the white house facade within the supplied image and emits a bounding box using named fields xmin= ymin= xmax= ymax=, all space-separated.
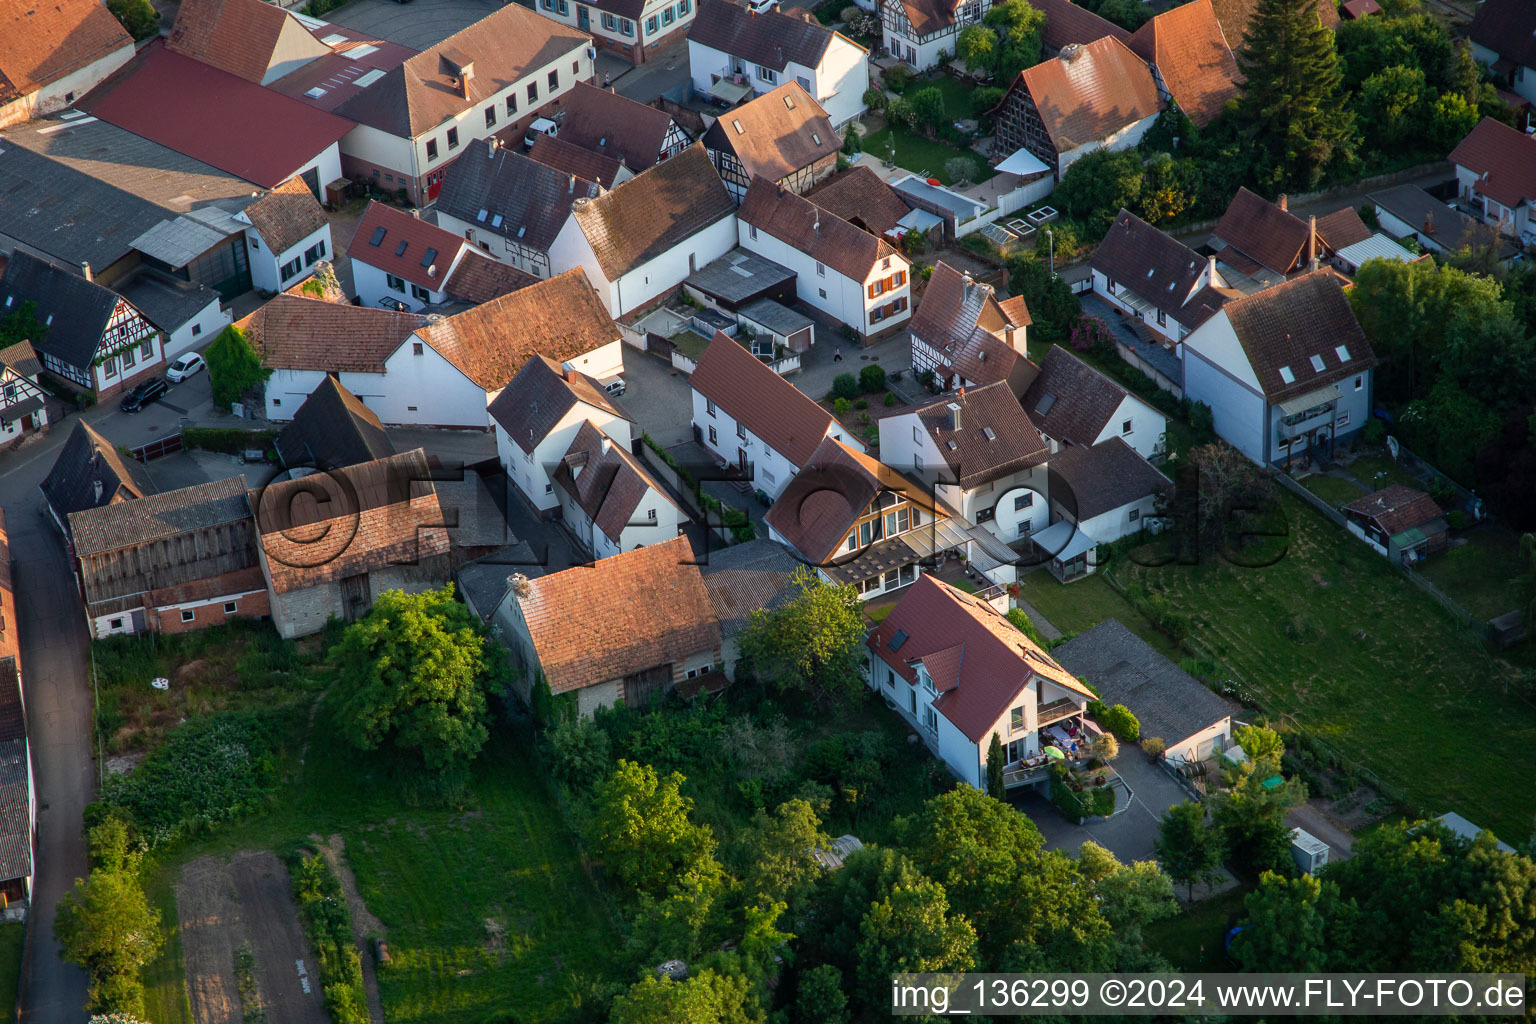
xmin=242 ymin=218 xmax=331 ymax=294
xmin=551 ymin=212 xmax=737 ymax=318
xmin=687 ymin=25 xmax=869 ymax=126
xmin=535 ymin=0 xmax=696 ymax=64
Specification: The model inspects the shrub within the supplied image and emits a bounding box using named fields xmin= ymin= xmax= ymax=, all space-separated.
xmin=834 ymin=397 xmax=851 ymax=416
xmin=855 ymin=397 xmax=868 ymax=410
xmin=1362 ymin=417 xmax=1386 ymax=445
xmin=1089 ymin=732 xmax=1119 ymax=761
xmin=883 ymin=65 xmax=913 ymax=92
xmin=1005 ymin=607 xmax=1047 ymax=647
xmin=883 ymin=391 xmax=896 ymax=407
xmin=204 ymin=326 xmax=272 ymax=410
xmin=944 ymin=156 xmax=978 ymax=183
xmin=842 ymin=123 xmax=861 ymax=155
xmin=1446 ymin=509 xmax=1468 ymax=530
xmin=831 ymin=373 xmax=860 ymax=400
xmin=858 ymin=411 xmax=871 ymax=426
xmin=920 ymin=265 xmax=934 ymax=282
xmin=902 ymin=229 xmax=927 ymax=255
xmin=1140 ymin=737 xmax=1167 ymax=759
xmin=862 ymin=87 xmax=887 ymax=111
xmin=971 ymin=85 xmax=1005 ymax=115
xmin=885 ymin=97 xmax=918 ymax=128
xmin=106 ymin=0 xmax=159 ymax=39
xmin=1089 ymin=701 xmax=1140 ymax=742
xmin=180 ymin=427 xmax=278 ymax=456
xmin=291 ymin=852 xmax=368 ymax=1024
xmin=859 ymin=364 xmax=887 ymax=393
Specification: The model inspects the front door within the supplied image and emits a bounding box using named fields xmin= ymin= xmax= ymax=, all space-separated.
xmin=577 ymin=4 xmax=589 ymax=28
xmin=737 ymin=447 xmax=748 ymax=472
xmin=426 ymin=171 xmax=443 ymax=201
xmin=623 ymin=663 xmax=672 ymax=707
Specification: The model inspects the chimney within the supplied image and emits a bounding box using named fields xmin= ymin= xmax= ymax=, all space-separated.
xmin=947 ymin=401 xmax=962 ymax=431
xmin=1207 ymin=254 xmax=1217 ymax=281
xmin=79 ymin=261 xmax=92 ymax=282
xmin=1424 ymin=210 xmax=1435 ymax=235
xmin=456 ymin=61 xmax=475 ymax=101
xmin=487 ymin=136 xmax=498 ymax=158
xmin=1307 ymin=215 xmax=1319 ymax=271
xmin=93 ymin=479 xmax=103 ymax=503
xmin=568 ymin=174 xmax=576 ymax=194
xmin=410 ymin=208 xmax=420 ymax=218
xmin=962 ymin=272 xmax=974 ymax=295
xmin=1278 ymin=194 xmax=1288 ymax=211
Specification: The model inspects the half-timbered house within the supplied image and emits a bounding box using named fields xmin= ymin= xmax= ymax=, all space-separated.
xmin=700 ymin=82 xmax=840 ymax=201
xmin=0 ymin=341 xmax=49 ymax=444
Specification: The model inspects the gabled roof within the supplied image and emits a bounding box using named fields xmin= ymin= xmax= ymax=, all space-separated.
xmin=41 ymin=421 xmax=154 ymax=530
xmin=266 ymin=29 xmax=416 ymax=114
xmin=241 ymin=295 xmax=428 ymax=374
xmin=79 ymin=43 xmax=353 ymax=189
xmin=514 ymin=534 xmax=721 ymax=694
xmin=687 ymin=0 xmax=839 ymax=70
xmin=350 ymin=201 xmax=466 ymax=292
xmin=765 ymin=436 xmax=937 ymax=562
xmin=0 ymin=340 xmax=40 ymax=379
xmin=438 ymin=142 xmax=600 ymax=251
xmin=1449 ymin=118 xmax=1536 ymax=211
xmin=1368 ymin=184 xmax=1502 ymax=254
xmin=334 ymin=4 xmax=590 ymax=139
xmin=1046 ymin=437 xmax=1170 ymax=521
xmin=1467 ymin=0 xmax=1536 ymax=70
xmin=699 ymin=538 xmax=799 ymax=638
xmin=0 ymin=0 xmax=131 ymax=101
xmin=1344 ymin=485 xmax=1443 ymax=536
xmin=908 ymin=381 xmax=1049 ymax=489
xmin=487 ymin=353 xmax=628 ymax=454
xmin=254 ymin=448 xmax=450 ymax=594
xmin=1211 ymin=0 xmax=1337 ymax=49
xmin=893 ymin=0 xmax=961 ymax=38
xmin=739 ymin=176 xmax=899 ymax=282
xmin=910 ymin=260 xmax=1013 ymax=352
xmin=690 ymin=333 xmax=839 ymax=466
xmin=552 ymin=421 xmax=684 ymax=540
xmin=275 ymin=375 xmax=397 ymax=471
xmin=414 ymin=269 xmax=617 ymax=392
xmin=166 ymin=0 xmax=311 ymax=83
xmin=1212 ymin=187 xmax=1319 ymax=276
xmin=443 ymin=249 xmax=537 ymax=304
xmin=1127 ymin=0 xmax=1238 ymax=127
xmin=569 ymin=143 xmax=735 ymax=279
xmin=1022 ymin=346 xmax=1151 ymax=447
xmin=1339 ymin=0 xmax=1381 ymax=17
xmin=69 ymin=476 xmax=251 ymax=558
xmin=1028 ymin=0 xmax=1132 ymax=55
xmin=1013 ymin=37 xmax=1161 ymax=155
xmin=555 ymin=82 xmax=678 ymax=172
xmin=702 ymin=81 xmax=839 ymax=184
xmin=242 ymin=176 xmax=328 ymax=254
xmin=1218 ymin=269 xmax=1375 ymax=404
xmin=0 ymin=250 xmax=121 ymax=372
xmin=805 ymin=165 xmax=914 ymax=236
xmin=1314 ymin=207 xmax=1373 ymax=249
xmin=529 ymin=132 xmax=624 ymax=189
xmin=1091 ymin=209 xmax=1216 ymax=322
xmin=869 ymin=575 xmax=1094 ymax=743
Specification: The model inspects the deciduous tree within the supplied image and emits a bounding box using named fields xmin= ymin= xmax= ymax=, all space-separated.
xmin=1155 ymin=801 xmax=1225 ymax=901
xmin=590 ymin=760 xmax=721 ymax=897
xmin=737 ymin=797 xmax=828 ymax=913
xmin=1076 ymin=842 xmax=1178 ymax=944
xmin=737 ymin=568 xmax=867 ymax=708
xmin=795 ymin=964 xmax=850 ymax=1024
xmin=55 ymin=870 xmax=164 ymax=1015
xmin=855 ymin=877 xmax=977 ymax=1003
xmin=609 ymin=969 xmax=762 ymax=1024
xmin=204 ymin=325 xmax=272 ymax=411
xmin=1232 ymin=870 xmax=1335 ymax=970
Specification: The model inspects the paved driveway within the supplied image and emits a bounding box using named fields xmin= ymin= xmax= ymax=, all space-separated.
xmin=327 ymin=0 xmax=504 ymax=51
xmin=1012 ymin=749 xmax=1198 ymax=863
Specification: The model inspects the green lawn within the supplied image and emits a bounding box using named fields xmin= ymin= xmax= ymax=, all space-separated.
xmin=0 ymin=921 xmax=23 ymax=1022
xmin=1014 ymin=570 xmax=1186 ymax=663
xmin=1110 ymin=492 xmax=1536 ymax=836
xmin=1346 ymin=453 xmax=1422 ymax=493
xmin=1418 ymin=524 xmax=1528 ymax=621
xmin=1297 ymin=472 xmax=1366 ymax=509
xmin=861 ymin=125 xmax=994 ymax=185
xmin=1144 ymin=888 xmax=1252 ymax=971
xmin=140 ymin=724 xmax=623 ymax=1024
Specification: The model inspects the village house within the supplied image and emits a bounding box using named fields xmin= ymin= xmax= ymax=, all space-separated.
xmin=806 ymin=165 xmax=923 ymax=243
xmin=552 ymin=421 xmax=688 ymax=559
xmin=1465 ymin=0 xmax=1536 ymax=109
xmin=1448 ymin=117 xmax=1536 ymax=244
xmin=1343 ymin=485 xmax=1449 ymax=566
xmin=235 ymin=177 xmax=334 ymax=295
xmin=67 ymin=477 xmax=268 ymax=638
xmin=0 ymin=341 xmax=48 ymax=444
xmin=493 ymin=535 xmax=725 ymax=716
xmin=1028 ymin=0 xmax=1130 ymax=55
xmin=275 ymin=375 xmax=397 ymax=472
xmin=699 ymin=538 xmax=799 ymax=679
xmin=39 ymin=421 xmax=154 ymax=555
xmin=115 ymin=269 xmax=229 ymax=363
xmin=682 ymin=249 xmax=799 ymax=319
xmin=1022 ymin=346 xmax=1169 ymax=462
xmin=529 ymin=133 xmax=632 ymax=190
xmin=254 ymin=449 xmax=453 ymax=638
xmin=689 ymin=333 xmax=863 ymax=499
xmin=255 ymin=268 xmax=621 ymax=428
xmin=532 ymin=0 xmax=695 ymax=64
xmin=0 ymin=251 xmax=164 ymax=398
xmin=880 ymin=0 xmax=997 ymax=71
xmin=738 ymin=177 xmax=911 ymax=337
xmin=689 ymin=0 xmax=869 ymax=126
xmin=1126 ymin=0 xmax=1239 ymax=128
xmin=165 ymin=0 xmax=333 ymax=87
xmin=877 ymin=381 xmax=1051 ymax=544
xmin=867 ymin=574 xmax=1096 ymax=790
xmin=552 ymin=83 xmax=692 ymax=171
xmin=549 ymin=143 xmax=738 ymax=317
xmin=328 ymin=5 xmax=594 ymax=206
xmin=701 ymin=82 xmax=841 ymax=202
xmin=1090 ymin=209 xmax=1237 ymax=348
xmin=0 ymin=510 xmax=36 ymax=908
xmin=1031 ymin=437 xmax=1170 ymax=581
xmin=1369 ymin=184 xmax=1510 ymax=260
xmin=1181 ymin=270 xmax=1376 ymax=466
xmin=908 ymin=261 xmax=1031 ymax=391
xmin=0 ymin=0 xmax=133 ymax=129
xmin=1210 ymin=0 xmax=1337 ymax=52
xmin=991 ymin=37 xmax=1162 ymax=180
xmin=349 ymin=201 xmax=474 ymax=312
xmin=436 ymin=139 xmax=603 ymax=279
xmin=1210 ymin=188 xmax=1371 ymax=289
xmin=1052 ymin=619 xmax=1238 ymax=765
xmin=489 ymin=354 xmax=633 ymax=516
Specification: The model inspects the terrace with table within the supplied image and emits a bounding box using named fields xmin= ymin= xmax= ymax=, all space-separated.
xmin=1002 ymin=702 xmax=1096 ymax=788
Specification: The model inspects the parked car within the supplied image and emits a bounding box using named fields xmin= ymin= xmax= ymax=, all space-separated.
xmin=601 ymin=375 xmax=626 ymax=397
xmin=120 ymin=377 xmax=169 ymax=413
xmin=524 ymin=117 xmax=559 ymax=149
xmin=165 ymin=352 xmax=205 ymax=382
xmin=747 ymin=0 xmax=779 ymax=11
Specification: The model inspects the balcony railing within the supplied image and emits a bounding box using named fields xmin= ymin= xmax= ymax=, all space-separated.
xmin=1037 ymin=697 xmax=1081 ymax=726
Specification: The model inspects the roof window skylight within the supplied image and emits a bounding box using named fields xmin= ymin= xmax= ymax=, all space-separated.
xmin=421 ymin=247 xmax=438 ymax=268
xmin=476 ymin=209 xmax=488 ymax=222
xmin=344 ymin=43 xmax=378 ymax=58
xmin=491 ymin=214 xmax=503 ymax=228
xmin=732 ymin=119 xmax=744 ymax=134
xmin=354 ymin=69 xmax=386 ymax=87
xmin=305 ymin=86 xmax=328 ymax=99
xmin=1309 ymin=354 xmax=1325 ymax=372
xmin=1279 ymin=366 xmax=1295 ymax=384
xmin=369 ymin=226 xmax=386 ymax=246
xmin=1335 ymin=344 xmax=1351 ymax=362
xmin=395 ymin=240 xmax=408 ymax=257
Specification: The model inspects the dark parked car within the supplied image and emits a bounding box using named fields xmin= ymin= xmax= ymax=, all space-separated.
xmin=120 ymin=377 xmax=169 ymax=413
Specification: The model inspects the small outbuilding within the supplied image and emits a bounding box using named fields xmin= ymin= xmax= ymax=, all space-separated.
xmin=1342 ymin=484 xmax=1447 ymax=564
xmin=1290 ymin=827 xmax=1330 ymax=875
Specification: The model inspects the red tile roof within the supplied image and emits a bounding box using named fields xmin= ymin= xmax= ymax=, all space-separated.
xmin=350 ymin=202 xmax=468 ymax=292
xmin=242 ymin=295 xmax=428 ymax=374
xmin=701 ymin=81 xmax=839 ymax=184
xmin=739 ymin=176 xmax=901 ymax=282
xmin=1014 ymin=37 xmax=1162 ymax=155
xmin=1028 ymin=0 xmax=1132 ymax=53
xmin=1128 ymin=0 xmax=1238 ymax=127
xmin=78 ymin=43 xmax=354 ymax=189
xmin=1212 ymin=0 xmax=1337 ymax=48
xmin=805 ymin=165 xmax=914 ymax=236
xmin=1339 ymin=0 xmax=1381 ymax=18
xmin=1343 ymin=485 xmax=1444 ymax=536
xmin=555 ymin=81 xmax=677 ymax=173
xmin=514 ymin=535 xmax=721 ymax=694
xmin=0 ymin=0 xmax=130 ymax=101
xmin=869 ymin=575 xmax=1094 ymax=743
xmin=553 ymin=420 xmax=684 ymax=540
xmin=1213 ymin=187 xmax=1313 ymax=275
xmin=265 ymin=29 xmax=416 ymax=114
xmin=166 ymin=0 xmax=307 ymax=83
xmin=443 ymin=250 xmax=537 ymax=304
xmin=529 ymin=133 xmax=624 ymax=189
xmin=243 ymin=176 xmax=328 ymax=254
xmin=689 ymin=333 xmax=840 ymax=467
xmin=1218 ymin=269 xmax=1375 ymax=403
xmin=1449 ymin=118 xmax=1536 ymax=212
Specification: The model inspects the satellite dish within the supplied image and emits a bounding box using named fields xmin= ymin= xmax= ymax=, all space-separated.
xmin=1387 ymin=436 xmax=1400 ymax=461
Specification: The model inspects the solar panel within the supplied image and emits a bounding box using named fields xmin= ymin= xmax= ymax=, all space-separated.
xmin=368 ymin=226 xmax=386 ymax=247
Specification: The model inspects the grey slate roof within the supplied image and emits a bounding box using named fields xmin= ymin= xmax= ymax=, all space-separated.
xmin=68 ymin=475 xmax=251 ymax=557
xmin=699 ymin=538 xmax=799 ymax=637
xmin=1050 ymin=618 xmax=1239 ymax=748
xmin=275 ymin=376 xmax=397 ymax=471
xmin=455 ymin=542 xmax=543 ymax=621
xmin=437 ymin=143 xmax=599 ymax=252
xmin=686 ymin=249 xmax=796 ymax=305
xmin=487 ymin=354 xmax=629 ymax=454
xmin=130 ymin=212 xmax=236 ymax=267
xmin=0 ymin=738 xmax=31 ymax=885
xmin=738 ymin=297 xmax=813 ymax=335
xmin=0 ymin=250 xmax=122 ymax=372
xmin=40 ymin=421 xmax=155 ymax=533
xmin=116 ymin=268 xmax=221 ymax=334
xmin=1046 ymin=437 xmax=1170 ymax=521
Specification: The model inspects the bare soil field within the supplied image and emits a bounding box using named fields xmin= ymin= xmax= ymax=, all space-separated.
xmin=177 ymin=851 xmax=332 ymax=1024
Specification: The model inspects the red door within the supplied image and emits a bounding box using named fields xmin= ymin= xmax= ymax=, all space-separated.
xmin=426 ymin=171 xmax=443 ymax=201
